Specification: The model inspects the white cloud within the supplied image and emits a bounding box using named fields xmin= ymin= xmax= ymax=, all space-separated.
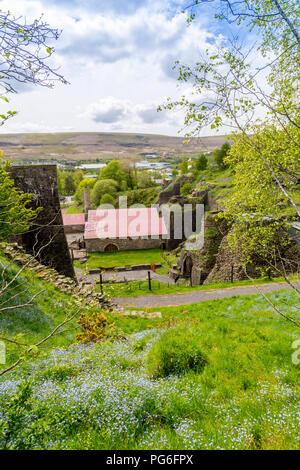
xmin=0 ymin=0 xmax=220 ymax=136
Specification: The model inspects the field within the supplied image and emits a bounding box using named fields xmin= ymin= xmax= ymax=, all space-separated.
xmin=0 ymin=132 xmax=228 ymax=162
xmin=0 ymin=250 xmax=299 ymax=450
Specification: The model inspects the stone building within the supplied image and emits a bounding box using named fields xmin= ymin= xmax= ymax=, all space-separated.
xmin=63 ymin=207 xmax=168 ymax=252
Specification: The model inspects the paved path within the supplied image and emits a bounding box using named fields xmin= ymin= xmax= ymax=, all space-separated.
xmin=75 ymin=267 xmax=175 ymax=284
xmin=114 ymin=281 xmax=300 ymax=308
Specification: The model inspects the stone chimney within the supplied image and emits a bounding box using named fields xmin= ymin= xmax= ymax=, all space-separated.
xmin=84 ymin=188 xmax=91 ymax=221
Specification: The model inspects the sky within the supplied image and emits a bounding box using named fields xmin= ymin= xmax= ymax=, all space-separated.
xmin=0 ymin=0 xmax=238 ymax=136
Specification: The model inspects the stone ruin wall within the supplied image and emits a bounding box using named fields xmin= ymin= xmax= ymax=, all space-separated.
xmin=85 ymin=236 xmax=163 ymax=252
xmin=7 ymin=165 xmax=75 ymax=279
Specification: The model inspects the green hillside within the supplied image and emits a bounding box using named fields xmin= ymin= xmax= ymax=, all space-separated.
xmin=0 ymin=249 xmax=299 ymax=450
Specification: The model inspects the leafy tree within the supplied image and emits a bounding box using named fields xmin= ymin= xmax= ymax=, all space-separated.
xmin=99 ymin=160 xmax=128 ymax=190
xmin=213 ymin=142 xmax=230 ymax=170
xmin=181 ymin=183 xmax=192 ymax=196
xmin=162 ymin=0 xmax=300 ymax=327
xmin=195 ymin=153 xmax=208 ymax=171
xmin=74 ymin=178 xmax=96 ymax=204
xmin=137 ymin=171 xmax=156 ymax=189
xmin=73 ymin=169 xmax=84 ymax=187
xmin=0 ymin=9 xmax=67 ymax=125
xmin=91 ymin=179 xmax=118 ymax=207
xmin=0 ymin=160 xmax=37 ymax=240
xmin=63 ymin=173 xmax=76 ymax=195
xmin=222 ymin=124 xmax=299 ymax=264
xmin=179 ymin=157 xmax=189 ymax=175
xmin=100 ymin=193 xmax=115 ymax=207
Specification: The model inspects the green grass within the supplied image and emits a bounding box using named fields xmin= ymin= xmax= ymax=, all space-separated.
xmin=1 ymin=250 xmax=300 ymax=450
xmin=74 ymin=249 xmax=177 ymax=272
xmin=96 ymin=274 xmax=299 ymax=297
xmin=0 ymin=288 xmax=299 ymax=450
xmin=65 ymin=204 xmax=83 ymax=214
xmin=0 ymin=251 xmax=88 ymax=369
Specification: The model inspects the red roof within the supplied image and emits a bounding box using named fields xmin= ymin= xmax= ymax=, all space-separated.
xmin=84 ymin=208 xmax=168 ymax=240
xmin=62 ymin=213 xmax=85 ymax=226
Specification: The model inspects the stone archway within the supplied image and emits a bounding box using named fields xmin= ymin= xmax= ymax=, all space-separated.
xmin=104 ymin=243 xmax=119 ymax=252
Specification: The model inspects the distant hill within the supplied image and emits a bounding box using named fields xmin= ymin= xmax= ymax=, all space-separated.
xmin=0 ymin=132 xmax=229 ymax=162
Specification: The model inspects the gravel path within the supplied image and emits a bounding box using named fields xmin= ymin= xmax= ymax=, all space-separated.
xmin=75 ymin=267 xmax=175 ymax=284
xmin=114 ymin=281 xmax=300 ymax=308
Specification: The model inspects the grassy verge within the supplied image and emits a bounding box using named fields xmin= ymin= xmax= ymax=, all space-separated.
xmin=95 ymin=275 xmax=299 ymax=298
xmin=65 ymin=204 xmax=83 ymax=214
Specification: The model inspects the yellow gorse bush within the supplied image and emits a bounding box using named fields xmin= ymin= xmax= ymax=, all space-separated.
xmin=76 ymin=312 xmax=111 ymax=344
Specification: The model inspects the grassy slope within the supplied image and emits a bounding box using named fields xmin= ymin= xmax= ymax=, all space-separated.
xmin=0 ymin=251 xmax=299 ymax=450
xmin=0 ymin=251 xmax=83 ymax=369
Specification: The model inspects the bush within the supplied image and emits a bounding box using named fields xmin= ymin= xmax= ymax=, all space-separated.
xmin=181 ymin=183 xmax=192 ymax=196
xmin=74 ymin=178 xmax=96 ymax=204
xmin=146 ymin=325 xmax=207 ymax=378
xmin=91 ymin=179 xmax=118 ymax=206
xmin=195 ymin=154 xmax=208 ymax=171
xmin=100 ymin=193 xmax=115 ymax=206
xmin=76 ymin=312 xmax=125 ymax=344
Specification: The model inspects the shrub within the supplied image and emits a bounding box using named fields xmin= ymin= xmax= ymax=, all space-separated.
xmin=76 ymin=312 xmax=125 ymax=344
xmin=100 ymin=193 xmax=115 ymax=206
xmin=195 ymin=154 xmax=208 ymax=171
xmin=181 ymin=183 xmax=192 ymax=196
xmin=91 ymin=179 xmax=118 ymax=206
xmin=146 ymin=325 xmax=207 ymax=378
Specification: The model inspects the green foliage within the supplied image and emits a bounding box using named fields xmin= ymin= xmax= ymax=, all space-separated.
xmin=98 ymin=160 xmax=128 ymax=190
xmin=63 ymin=173 xmax=76 ymax=195
xmin=91 ymin=179 xmax=118 ymax=207
xmin=137 ymin=171 xmax=156 ymax=189
xmin=146 ymin=325 xmax=208 ymax=378
xmin=179 ymin=157 xmax=188 ymax=175
xmin=181 ymin=182 xmax=192 ymax=196
xmin=0 ymin=161 xmax=37 ymax=240
xmin=124 ymin=187 xmax=159 ymax=207
xmin=74 ymin=178 xmax=96 ymax=204
xmin=213 ymin=142 xmax=230 ymax=170
xmin=222 ymin=125 xmax=300 ymax=266
xmin=100 ymin=193 xmax=115 ymax=206
xmin=0 ymin=381 xmax=33 ymax=449
xmin=57 ymin=170 xmax=77 ymax=195
xmin=195 ymin=153 xmax=208 ymax=171
xmin=73 ymin=169 xmax=84 ymax=186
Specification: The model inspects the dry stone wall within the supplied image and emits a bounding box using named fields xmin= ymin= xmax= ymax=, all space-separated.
xmin=0 ymin=242 xmax=112 ymax=310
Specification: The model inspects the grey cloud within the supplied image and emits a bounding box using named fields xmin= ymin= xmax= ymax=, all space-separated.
xmin=137 ymin=106 xmax=165 ymax=124
xmin=93 ymin=107 xmax=127 ymax=124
